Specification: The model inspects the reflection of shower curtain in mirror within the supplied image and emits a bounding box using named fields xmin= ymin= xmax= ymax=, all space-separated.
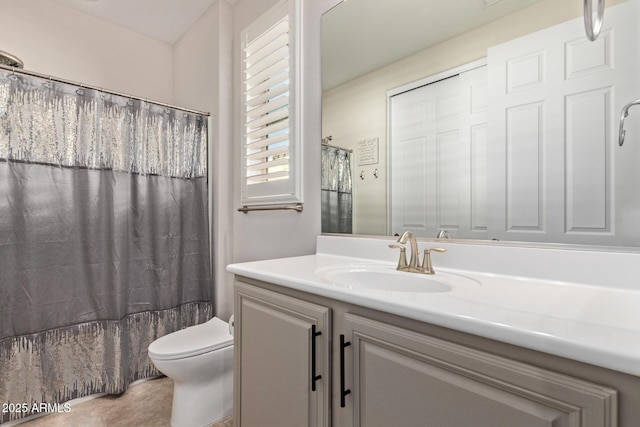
xmin=0 ymin=69 xmax=211 ymax=423
xmin=321 ymin=145 xmax=352 ymax=233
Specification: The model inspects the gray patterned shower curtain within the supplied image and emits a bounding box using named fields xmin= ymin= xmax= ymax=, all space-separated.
xmin=0 ymin=69 xmax=212 ymax=423
xmin=321 ymin=145 xmax=352 ymax=233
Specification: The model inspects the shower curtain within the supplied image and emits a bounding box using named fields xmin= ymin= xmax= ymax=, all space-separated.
xmin=321 ymin=145 xmax=352 ymax=233
xmin=0 ymin=70 xmax=211 ymax=423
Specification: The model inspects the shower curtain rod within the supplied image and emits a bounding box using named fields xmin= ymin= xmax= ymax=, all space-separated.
xmin=0 ymin=64 xmax=211 ymax=117
xmin=322 ymin=141 xmax=353 ymax=153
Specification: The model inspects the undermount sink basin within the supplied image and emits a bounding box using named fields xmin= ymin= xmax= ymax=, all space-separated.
xmin=315 ymin=264 xmax=480 ymax=293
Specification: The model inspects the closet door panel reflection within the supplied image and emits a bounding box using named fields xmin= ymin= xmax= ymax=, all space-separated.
xmin=390 ymin=66 xmax=487 ymax=239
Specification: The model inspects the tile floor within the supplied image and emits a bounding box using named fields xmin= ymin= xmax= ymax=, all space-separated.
xmin=17 ymin=377 xmax=232 ymax=427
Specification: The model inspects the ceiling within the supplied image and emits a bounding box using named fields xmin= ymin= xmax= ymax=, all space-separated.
xmin=49 ymin=0 xmax=220 ymax=44
xmin=48 ymin=0 xmax=544 ymax=87
xmin=321 ymin=0 xmax=544 ymax=90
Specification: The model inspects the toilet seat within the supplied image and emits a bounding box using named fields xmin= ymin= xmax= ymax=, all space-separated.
xmin=148 ymin=317 xmax=233 ymax=361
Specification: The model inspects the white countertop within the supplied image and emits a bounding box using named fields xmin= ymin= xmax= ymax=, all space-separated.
xmin=227 ymin=236 xmax=640 ymax=377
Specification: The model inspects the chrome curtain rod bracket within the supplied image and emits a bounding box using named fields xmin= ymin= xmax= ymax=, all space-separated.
xmin=0 ymin=64 xmax=211 ymax=117
xmin=237 ymin=204 xmax=304 ymax=213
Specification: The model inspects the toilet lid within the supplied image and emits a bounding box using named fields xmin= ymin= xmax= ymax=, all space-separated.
xmin=148 ymin=317 xmax=233 ymax=360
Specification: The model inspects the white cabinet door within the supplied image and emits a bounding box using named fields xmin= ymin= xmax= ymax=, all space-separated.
xmin=234 ymin=281 xmax=330 ymax=427
xmin=487 ymin=0 xmax=640 ymax=245
xmin=389 ymin=66 xmax=487 ymax=239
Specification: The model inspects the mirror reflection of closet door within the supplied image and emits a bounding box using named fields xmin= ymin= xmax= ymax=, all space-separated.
xmin=389 ymin=66 xmax=488 ymax=239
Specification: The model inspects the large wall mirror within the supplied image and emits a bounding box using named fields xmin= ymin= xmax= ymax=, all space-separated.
xmin=321 ymin=0 xmax=640 ymax=250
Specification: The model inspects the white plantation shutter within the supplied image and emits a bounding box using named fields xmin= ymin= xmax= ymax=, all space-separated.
xmin=241 ymin=0 xmax=302 ymax=206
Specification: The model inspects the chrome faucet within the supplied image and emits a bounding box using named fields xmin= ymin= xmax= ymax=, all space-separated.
xmin=388 ymin=231 xmax=446 ymax=274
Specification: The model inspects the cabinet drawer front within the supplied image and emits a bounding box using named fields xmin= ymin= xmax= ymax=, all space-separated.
xmin=343 ymin=314 xmax=616 ymax=427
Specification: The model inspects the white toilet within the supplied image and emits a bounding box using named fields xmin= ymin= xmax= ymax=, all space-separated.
xmin=148 ymin=316 xmax=234 ymax=427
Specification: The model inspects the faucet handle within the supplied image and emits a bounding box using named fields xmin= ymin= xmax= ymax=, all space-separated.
xmin=388 ymin=244 xmax=408 ymax=270
xmin=422 ymin=247 xmax=446 ymax=274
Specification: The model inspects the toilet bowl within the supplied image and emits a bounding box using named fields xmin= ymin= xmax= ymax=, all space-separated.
xmin=148 ymin=317 xmax=234 ymax=427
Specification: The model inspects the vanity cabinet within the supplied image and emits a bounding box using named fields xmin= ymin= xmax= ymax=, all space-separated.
xmin=234 ymin=278 xmax=631 ymax=427
xmin=234 ymin=281 xmax=331 ymax=427
xmin=339 ymin=314 xmax=616 ymax=427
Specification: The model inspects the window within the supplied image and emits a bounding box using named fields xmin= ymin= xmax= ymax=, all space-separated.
xmin=240 ymin=0 xmax=302 ymax=206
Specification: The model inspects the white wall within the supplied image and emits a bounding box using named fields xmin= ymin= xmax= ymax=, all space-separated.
xmin=322 ymin=0 xmax=627 ymax=236
xmin=174 ymin=0 xmax=340 ymax=315
xmin=0 ymin=0 xmax=174 ymax=103
xmin=230 ymin=0 xmax=340 ymax=264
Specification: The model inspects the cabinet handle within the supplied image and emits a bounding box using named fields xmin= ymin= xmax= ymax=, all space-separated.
xmin=340 ymin=334 xmax=351 ymax=408
xmin=311 ymin=325 xmax=322 ymax=391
